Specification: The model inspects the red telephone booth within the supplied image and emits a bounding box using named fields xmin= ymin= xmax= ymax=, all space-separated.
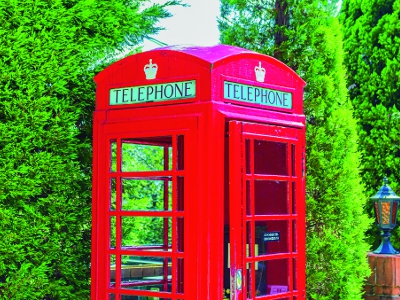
xmin=92 ymin=45 xmax=306 ymax=300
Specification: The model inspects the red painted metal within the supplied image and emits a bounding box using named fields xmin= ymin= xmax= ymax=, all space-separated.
xmin=92 ymin=45 xmax=306 ymax=300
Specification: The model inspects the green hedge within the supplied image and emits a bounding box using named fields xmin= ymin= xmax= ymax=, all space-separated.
xmin=341 ymin=0 xmax=400 ymax=249
xmin=219 ymin=1 xmax=371 ymax=299
xmin=0 ymin=0 xmax=180 ymax=298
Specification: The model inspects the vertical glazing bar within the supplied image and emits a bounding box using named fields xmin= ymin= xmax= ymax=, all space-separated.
xmin=229 ymin=121 xmax=244 ymax=300
xmin=164 ymin=143 xmax=171 ymax=293
xmin=247 ymin=137 xmax=255 ymax=298
xmin=115 ymin=139 xmax=121 ymax=292
xmin=116 ymin=139 xmax=121 ymax=212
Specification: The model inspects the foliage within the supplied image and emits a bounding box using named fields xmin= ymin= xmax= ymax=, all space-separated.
xmin=219 ymin=0 xmax=371 ymax=299
xmin=0 ymin=0 xmax=180 ymax=299
xmin=340 ymin=0 xmax=400 ymax=249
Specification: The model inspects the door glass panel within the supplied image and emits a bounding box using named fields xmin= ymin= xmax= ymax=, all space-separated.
xmin=121 ymin=137 xmax=172 ymax=172
xmin=254 ymin=180 xmax=288 ymax=215
xmin=110 ymin=178 xmax=116 ymax=211
xmin=291 ymin=144 xmax=296 ymax=176
xmin=177 ymin=217 xmax=184 ymax=252
xmin=177 ymin=135 xmax=184 ymax=171
xmin=246 ymin=180 xmax=252 ymax=216
xmin=177 ymin=258 xmax=184 ymax=293
xmin=120 ymin=256 xmax=172 ymax=291
xmin=293 ymin=258 xmax=297 ymax=291
xmin=121 ymin=217 xmax=172 ymax=250
xmin=121 ymin=178 xmax=172 ymax=211
xmin=106 ymin=134 xmax=186 ymax=298
xmin=108 ymin=294 xmax=115 ymax=300
xmin=247 ymin=263 xmax=254 ymax=298
xmin=110 ymin=255 xmax=116 ymax=288
xmin=292 ymin=182 xmax=296 ymax=214
xmin=255 ymin=220 xmax=289 ymax=255
xmin=120 ymin=297 xmax=173 ymax=300
xmin=254 ymin=140 xmax=287 ymax=175
xmin=110 ymin=216 xmax=116 ymax=249
xmin=246 ymin=222 xmax=253 ymax=258
xmin=246 ymin=139 xmax=251 ymax=174
xmin=120 ymin=296 xmax=173 ymax=300
xmin=292 ymin=220 xmax=297 ymax=253
xmin=254 ymin=261 xmax=267 ymax=297
xmin=110 ymin=140 xmax=117 ymax=172
xmin=177 ymin=177 xmax=184 ymax=211
xmin=256 ymin=259 xmax=289 ymax=297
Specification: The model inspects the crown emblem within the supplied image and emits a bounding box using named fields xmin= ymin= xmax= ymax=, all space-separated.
xmin=144 ymin=59 xmax=158 ymax=80
xmin=254 ymin=62 xmax=266 ymax=82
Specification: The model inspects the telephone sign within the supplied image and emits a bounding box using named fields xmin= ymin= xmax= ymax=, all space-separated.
xmin=109 ymin=80 xmax=196 ymax=105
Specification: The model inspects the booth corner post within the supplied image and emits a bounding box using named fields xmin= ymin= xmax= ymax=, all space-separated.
xmin=91 ymin=44 xmax=307 ymax=299
xmin=371 ymin=177 xmax=400 ymax=255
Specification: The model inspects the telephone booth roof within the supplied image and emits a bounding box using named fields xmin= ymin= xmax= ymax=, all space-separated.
xmin=94 ymin=44 xmax=306 ymax=117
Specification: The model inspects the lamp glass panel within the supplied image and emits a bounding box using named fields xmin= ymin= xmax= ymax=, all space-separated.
xmin=374 ymin=202 xmax=380 ymax=224
xmin=392 ymin=202 xmax=398 ymax=225
xmin=381 ymin=201 xmax=391 ymax=225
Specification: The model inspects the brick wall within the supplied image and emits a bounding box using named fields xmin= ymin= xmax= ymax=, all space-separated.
xmin=365 ymin=253 xmax=400 ymax=300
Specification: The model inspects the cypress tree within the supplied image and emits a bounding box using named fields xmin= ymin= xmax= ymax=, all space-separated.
xmin=219 ymin=0 xmax=371 ymax=298
xmin=341 ymin=0 xmax=400 ymax=248
xmin=0 ymin=0 xmax=180 ymax=298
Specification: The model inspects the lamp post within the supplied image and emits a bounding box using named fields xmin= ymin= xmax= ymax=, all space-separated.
xmin=371 ymin=177 xmax=400 ymax=254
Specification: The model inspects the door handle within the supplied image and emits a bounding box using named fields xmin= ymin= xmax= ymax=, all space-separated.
xmin=236 ymin=269 xmax=242 ymax=291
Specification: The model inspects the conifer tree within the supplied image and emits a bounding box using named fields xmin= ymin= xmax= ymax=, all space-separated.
xmin=341 ymin=0 xmax=400 ymax=248
xmin=0 ymin=0 xmax=180 ymax=298
xmin=220 ymin=0 xmax=371 ymax=298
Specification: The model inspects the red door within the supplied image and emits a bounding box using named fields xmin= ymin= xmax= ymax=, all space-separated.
xmin=229 ymin=121 xmax=305 ymax=300
xmin=93 ymin=117 xmax=197 ymax=300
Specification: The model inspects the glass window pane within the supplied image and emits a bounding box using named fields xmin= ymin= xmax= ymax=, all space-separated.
xmin=120 ymin=296 xmax=172 ymax=300
xmin=177 ymin=258 xmax=184 ymax=294
xmin=110 ymin=216 xmax=116 ymax=249
xmin=246 ymin=139 xmax=251 ymax=174
xmin=293 ymin=258 xmax=297 ymax=291
xmin=108 ymin=294 xmax=115 ymax=300
xmin=246 ymin=180 xmax=252 ymax=216
xmin=110 ymin=255 xmax=116 ymax=288
xmin=110 ymin=140 xmax=117 ymax=172
xmin=256 ymin=220 xmax=289 ymax=255
xmin=110 ymin=178 xmax=116 ymax=211
xmin=120 ymin=256 xmax=172 ymax=292
xmin=177 ymin=135 xmax=184 ymax=171
xmin=254 ymin=180 xmax=288 ymax=215
xmin=246 ymin=222 xmax=253 ymax=258
xmin=177 ymin=177 xmax=184 ymax=211
xmin=292 ymin=182 xmax=296 ymax=214
xmin=247 ymin=262 xmax=254 ymax=298
xmin=177 ymin=217 xmax=184 ymax=252
xmin=121 ymin=178 xmax=172 ymax=211
xmin=291 ymin=144 xmax=296 ymax=177
xmin=292 ymin=220 xmax=297 ymax=253
xmin=121 ymin=217 xmax=172 ymax=251
xmin=256 ymin=259 xmax=289 ymax=297
xmin=254 ymin=140 xmax=287 ymax=175
xmin=121 ymin=137 xmax=172 ymax=172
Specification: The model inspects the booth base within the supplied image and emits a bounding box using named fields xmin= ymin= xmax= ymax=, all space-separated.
xmin=365 ymin=253 xmax=400 ymax=300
